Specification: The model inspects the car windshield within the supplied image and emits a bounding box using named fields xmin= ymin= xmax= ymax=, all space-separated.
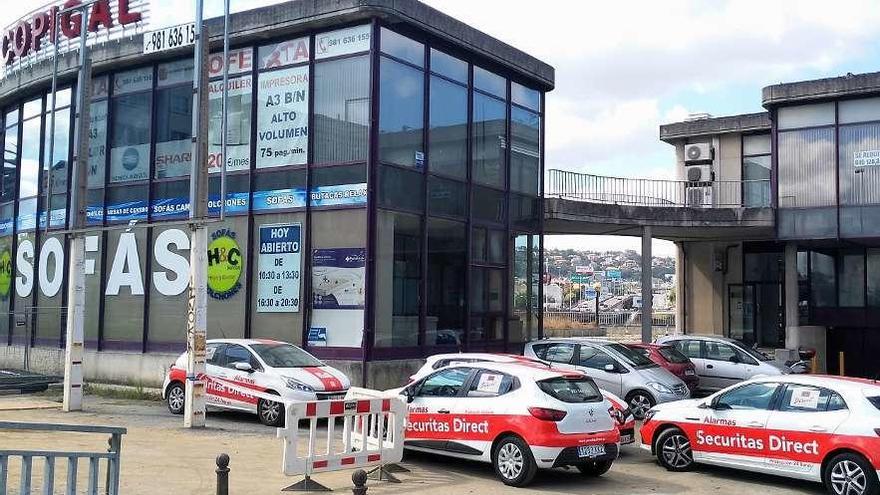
xmin=868 ymin=396 xmax=880 ymax=411
xmin=657 ymin=346 xmax=690 ymax=364
xmin=538 ymin=377 xmax=603 ymax=403
xmin=737 ymin=343 xmax=774 ymax=362
xmin=605 ymin=343 xmax=657 ymax=369
xmin=250 ymin=343 xmax=323 ymax=368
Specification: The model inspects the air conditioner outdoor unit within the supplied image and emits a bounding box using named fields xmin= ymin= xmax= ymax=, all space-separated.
xmin=685 ymin=164 xmax=713 ymax=183
xmin=684 ymin=143 xmax=713 ymax=163
xmin=686 ymin=185 xmax=713 ymax=208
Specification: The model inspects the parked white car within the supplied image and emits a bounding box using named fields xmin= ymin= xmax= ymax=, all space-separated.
xmin=524 ymin=338 xmax=690 ymax=419
xmin=641 ymin=375 xmax=880 ymax=495
xmin=408 ymin=352 xmax=637 ymax=445
xmin=162 ymin=339 xmax=350 ymax=426
xmin=656 ymin=335 xmax=790 ymax=392
xmin=389 ymin=361 xmax=621 ymax=487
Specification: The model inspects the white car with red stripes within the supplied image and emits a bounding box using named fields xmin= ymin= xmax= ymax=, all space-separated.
xmin=391 ymin=361 xmax=621 ymax=487
xmin=640 ymin=375 xmax=880 ymax=495
xmin=162 ymin=339 xmax=350 ymax=426
xmin=409 ymin=352 xmax=636 ymax=445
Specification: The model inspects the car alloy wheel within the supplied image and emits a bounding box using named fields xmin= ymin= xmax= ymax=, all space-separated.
xmin=660 ymin=432 xmax=693 ymax=470
xmin=830 ymin=460 xmax=868 ymax=495
xmin=258 ymin=398 xmax=284 ymax=426
xmin=497 ymin=443 xmax=524 ymax=480
xmin=628 ymin=392 xmax=654 ymax=419
xmin=167 ymin=383 xmax=185 ymax=414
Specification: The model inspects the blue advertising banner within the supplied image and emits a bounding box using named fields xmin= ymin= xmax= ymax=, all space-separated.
xmin=38 ymin=209 xmax=67 ymax=229
xmin=310 ymin=183 xmax=367 ymax=208
xmin=17 ymin=212 xmax=36 ymax=231
xmin=312 ymin=247 xmax=366 ymax=309
xmin=86 ymin=205 xmax=104 ymax=225
xmin=151 ymin=197 xmax=191 ymax=219
xmin=252 ymin=188 xmax=307 ymax=211
xmin=208 ymin=192 xmax=250 ymax=215
xmin=0 ymin=219 xmax=12 ymax=236
xmin=105 ymin=200 xmax=149 ymax=223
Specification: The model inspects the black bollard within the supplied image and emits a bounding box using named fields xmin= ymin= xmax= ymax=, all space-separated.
xmin=216 ymin=453 xmax=230 ymax=495
xmin=351 ymin=469 xmax=368 ymax=495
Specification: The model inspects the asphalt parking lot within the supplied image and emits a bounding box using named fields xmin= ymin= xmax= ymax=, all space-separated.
xmin=0 ymin=394 xmax=824 ymax=494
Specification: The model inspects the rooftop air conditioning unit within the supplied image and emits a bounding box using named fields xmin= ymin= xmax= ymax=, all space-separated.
xmin=684 ymin=143 xmax=713 ymax=163
xmin=686 ymin=185 xmax=713 ymax=208
xmin=685 ymin=164 xmax=713 ymax=183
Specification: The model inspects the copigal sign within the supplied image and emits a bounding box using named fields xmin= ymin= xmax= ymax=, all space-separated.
xmin=1 ymin=0 xmax=150 ymax=79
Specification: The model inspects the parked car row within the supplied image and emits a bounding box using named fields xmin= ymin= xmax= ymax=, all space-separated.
xmin=160 ymin=335 xmax=872 ymax=493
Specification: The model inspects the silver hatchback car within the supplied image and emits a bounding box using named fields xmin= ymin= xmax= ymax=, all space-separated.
xmin=523 ymin=338 xmax=690 ymax=419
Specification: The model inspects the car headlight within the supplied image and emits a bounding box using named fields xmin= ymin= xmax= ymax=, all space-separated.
xmin=284 ymin=377 xmax=315 ymax=393
xmin=648 ymin=382 xmax=673 ymax=394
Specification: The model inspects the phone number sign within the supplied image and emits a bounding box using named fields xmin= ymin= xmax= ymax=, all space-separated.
xmin=143 ymin=22 xmax=195 ymax=55
xmin=257 ymin=223 xmax=301 ymax=313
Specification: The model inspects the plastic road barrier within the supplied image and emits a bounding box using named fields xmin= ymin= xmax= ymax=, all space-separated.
xmin=277 ymin=395 xmax=406 ymax=490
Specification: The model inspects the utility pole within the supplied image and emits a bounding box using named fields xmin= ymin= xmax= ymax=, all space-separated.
xmin=63 ymin=0 xmax=95 ymax=413
xmin=184 ymin=0 xmax=210 ymax=428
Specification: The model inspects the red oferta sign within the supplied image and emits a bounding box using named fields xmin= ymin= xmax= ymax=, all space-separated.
xmin=2 ymin=0 xmax=150 ymax=73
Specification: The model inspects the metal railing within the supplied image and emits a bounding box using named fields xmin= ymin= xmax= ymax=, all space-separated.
xmin=0 ymin=421 xmax=126 ymax=495
xmin=546 ymin=169 xmax=771 ymax=208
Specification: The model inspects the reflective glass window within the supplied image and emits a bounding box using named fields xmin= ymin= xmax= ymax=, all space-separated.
xmin=430 ymin=49 xmax=467 ymax=83
xmin=375 ymin=210 xmax=421 ymax=347
xmin=511 ymin=82 xmax=540 ymax=112
xmin=472 ymin=93 xmax=506 ymax=187
xmin=838 ymin=252 xmax=865 ymax=307
xmin=810 ymin=251 xmax=836 ymax=307
xmin=429 ymin=76 xmax=467 ymax=178
xmin=379 ymin=58 xmax=424 ymax=167
xmin=380 ymin=28 xmax=424 ymax=67
xmin=778 ymin=103 xmax=835 ymax=130
xmin=314 ymin=55 xmax=370 ymax=164
xmin=154 ymin=83 xmax=193 ymax=179
xmin=379 ymin=165 xmax=424 ymax=212
xmin=427 ymin=218 xmax=466 ymax=346
xmin=510 ymin=106 xmax=539 ymax=195
xmin=472 ymin=185 xmax=505 ymax=224
xmin=110 ymin=92 xmax=152 ymax=183
xmin=474 ymin=66 xmax=505 ymax=99
xmin=427 ymin=176 xmax=465 ymax=218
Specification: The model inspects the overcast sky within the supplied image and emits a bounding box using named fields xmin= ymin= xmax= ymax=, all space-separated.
xmin=6 ymin=0 xmax=880 ymax=257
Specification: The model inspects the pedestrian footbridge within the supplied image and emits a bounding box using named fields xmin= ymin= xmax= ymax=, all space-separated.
xmin=544 ymin=170 xmax=775 ymax=241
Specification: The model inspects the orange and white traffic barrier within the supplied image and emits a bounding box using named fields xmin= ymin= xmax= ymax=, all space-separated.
xmin=277 ymin=395 xmax=406 ymax=488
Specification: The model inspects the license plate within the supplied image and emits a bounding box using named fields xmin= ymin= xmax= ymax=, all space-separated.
xmin=620 ymin=434 xmax=633 ymax=444
xmin=577 ymin=445 xmax=606 ymax=458
xmin=684 ymin=369 xmax=696 ymax=376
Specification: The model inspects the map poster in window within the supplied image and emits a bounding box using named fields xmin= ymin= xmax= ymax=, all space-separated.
xmin=311 ymin=248 xmax=365 ymax=309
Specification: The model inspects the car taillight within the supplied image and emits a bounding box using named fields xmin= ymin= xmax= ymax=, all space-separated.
xmin=528 ymin=407 xmax=567 ymax=421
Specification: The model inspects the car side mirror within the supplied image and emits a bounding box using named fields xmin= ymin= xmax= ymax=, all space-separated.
xmin=709 ymin=397 xmax=731 ymax=411
xmin=233 ymin=362 xmax=254 ymax=373
xmin=403 ymin=387 xmax=415 ymax=403
xmin=729 ymin=355 xmax=741 ymax=364
xmin=604 ymin=363 xmax=617 ymax=373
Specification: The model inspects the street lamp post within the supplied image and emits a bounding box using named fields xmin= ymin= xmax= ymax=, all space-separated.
xmin=593 ymin=282 xmax=601 ymax=329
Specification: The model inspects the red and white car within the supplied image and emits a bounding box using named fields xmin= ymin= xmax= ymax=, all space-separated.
xmin=162 ymin=339 xmax=350 ymax=426
xmin=409 ymin=353 xmax=636 ymax=445
xmin=641 ymin=375 xmax=880 ymax=495
xmin=391 ymin=362 xmax=621 ymax=487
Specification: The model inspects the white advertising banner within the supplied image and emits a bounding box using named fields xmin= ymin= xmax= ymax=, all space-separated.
xmin=109 ymin=142 xmax=150 ymax=183
xmin=257 ymin=66 xmax=309 ymax=168
xmin=315 ymin=24 xmax=371 ymax=60
xmin=854 ymin=150 xmax=880 ymax=168
xmin=208 ymin=76 xmax=252 ymax=172
xmin=88 ymin=100 xmax=108 ymax=188
xmin=258 ymin=37 xmax=310 ymax=69
xmin=257 ymin=223 xmax=302 ymax=313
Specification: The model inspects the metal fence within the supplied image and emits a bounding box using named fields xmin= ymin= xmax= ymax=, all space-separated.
xmin=0 ymin=421 xmax=126 ymax=495
xmin=543 ymin=311 xmax=676 ymax=342
xmin=546 ymin=169 xmax=771 ymax=208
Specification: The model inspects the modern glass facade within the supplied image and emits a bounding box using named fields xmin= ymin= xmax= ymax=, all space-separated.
xmin=0 ymin=21 xmax=545 ymax=362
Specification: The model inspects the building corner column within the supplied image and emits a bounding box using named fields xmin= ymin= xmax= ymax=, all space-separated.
xmin=641 ymin=227 xmax=653 ymax=343
xmin=674 ymin=241 xmax=685 ymax=336
xmin=783 ymin=242 xmax=799 ymax=350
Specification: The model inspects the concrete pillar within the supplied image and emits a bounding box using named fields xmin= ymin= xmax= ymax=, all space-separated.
xmin=641 ymin=227 xmax=653 ymax=343
xmin=783 ymin=243 xmax=799 ymax=350
xmin=674 ymin=242 xmax=685 ymax=335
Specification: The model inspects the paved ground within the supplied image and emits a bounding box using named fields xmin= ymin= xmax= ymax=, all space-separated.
xmin=0 ymin=393 xmax=823 ymax=494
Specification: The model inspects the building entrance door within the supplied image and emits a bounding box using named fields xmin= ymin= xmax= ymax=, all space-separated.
xmin=828 ymin=328 xmax=880 ymax=378
xmin=728 ymin=283 xmax=783 ymax=348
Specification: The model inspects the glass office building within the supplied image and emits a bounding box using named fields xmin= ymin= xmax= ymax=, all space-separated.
xmin=0 ymin=0 xmax=553 ymax=387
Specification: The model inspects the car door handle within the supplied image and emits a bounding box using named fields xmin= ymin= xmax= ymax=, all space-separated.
xmin=746 ymin=421 xmax=764 ymax=428
xmin=437 ymin=409 xmax=450 ymax=414
xmin=809 ymin=426 xmax=828 ymax=433
xmin=706 ymin=364 xmax=714 ymax=369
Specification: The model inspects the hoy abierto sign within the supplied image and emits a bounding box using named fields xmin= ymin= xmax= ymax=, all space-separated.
xmin=257 ymin=224 xmax=301 ymax=313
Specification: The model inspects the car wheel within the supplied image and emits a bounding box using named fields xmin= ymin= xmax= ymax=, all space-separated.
xmin=655 ymin=428 xmax=694 ymax=472
xmin=258 ymin=392 xmax=285 ymax=427
xmin=166 ymin=382 xmax=185 ymax=415
xmin=492 ymin=435 xmax=538 ymax=487
xmin=626 ymin=391 xmax=655 ymax=420
xmin=825 ymin=452 xmax=879 ymax=495
xmin=577 ymin=459 xmax=613 ymax=477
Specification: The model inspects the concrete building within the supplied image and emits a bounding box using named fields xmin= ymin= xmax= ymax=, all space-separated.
xmin=0 ymin=0 xmax=550 ymax=388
